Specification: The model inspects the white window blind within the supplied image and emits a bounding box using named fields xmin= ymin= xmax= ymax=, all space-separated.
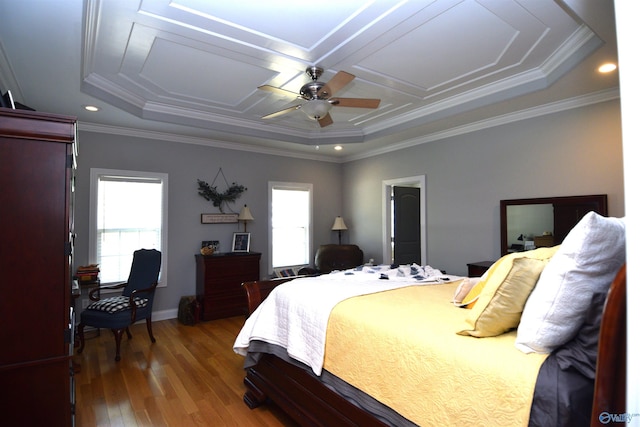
xmin=270 ymin=182 xmax=312 ymax=270
xmin=90 ymin=169 xmax=168 ymax=285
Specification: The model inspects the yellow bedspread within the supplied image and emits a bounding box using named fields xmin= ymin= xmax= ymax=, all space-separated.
xmin=324 ymin=282 xmax=548 ymax=427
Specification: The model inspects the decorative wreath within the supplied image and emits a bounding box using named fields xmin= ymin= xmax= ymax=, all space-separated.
xmin=197 ymin=168 xmax=246 ymax=213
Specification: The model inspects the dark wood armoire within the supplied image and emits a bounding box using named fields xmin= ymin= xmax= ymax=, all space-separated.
xmin=0 ymin=108 xmax=77 ymax=426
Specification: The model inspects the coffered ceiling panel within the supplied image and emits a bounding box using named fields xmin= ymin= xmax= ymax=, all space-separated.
xmin=0 ymin=0 xmax=618 ymax=159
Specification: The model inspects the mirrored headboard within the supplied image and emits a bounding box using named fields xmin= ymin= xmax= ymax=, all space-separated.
xmin=500 ymin=195 xmax=608 ymax=256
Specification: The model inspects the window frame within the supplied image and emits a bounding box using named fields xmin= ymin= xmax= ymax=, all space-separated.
xmin=268 ymin=181 xmax=313 ymax=274
xmin=89 ymin=168 xmax=169 ymax=288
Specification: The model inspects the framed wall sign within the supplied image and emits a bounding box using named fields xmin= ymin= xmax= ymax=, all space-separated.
xmin=232 ymin=232 xmax=250 ymax=252
xmin=201 ymin=213 xmax=238 ymax=224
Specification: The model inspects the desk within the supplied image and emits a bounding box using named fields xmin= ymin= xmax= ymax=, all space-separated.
xmin=74 ymin=279 xmax=101 ymax=340
xmin=72 ymin=280 xmax=80 ymax=299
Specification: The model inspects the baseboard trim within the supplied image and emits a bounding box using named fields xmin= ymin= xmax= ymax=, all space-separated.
xmin=152 ymin=308 xmax=178 ymax=321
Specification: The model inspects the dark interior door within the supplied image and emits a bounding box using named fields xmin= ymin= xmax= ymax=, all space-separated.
xmin=553 ymin=201 xmax=604 ymax=243
xmin=393 ymin=186 xmax=421 ymax=265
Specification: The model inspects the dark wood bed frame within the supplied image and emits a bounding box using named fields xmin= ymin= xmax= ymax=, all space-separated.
xmin=241 ymin=266 xmax=627 ymax=427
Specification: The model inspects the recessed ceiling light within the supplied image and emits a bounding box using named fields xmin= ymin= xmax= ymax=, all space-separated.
xmin=598 ymin=63 xmax=617 ymax=73
xmin=334 ymin=145 xmax=343 ymax=151
xmin=83 ymin=105 xmax=100 ymax=112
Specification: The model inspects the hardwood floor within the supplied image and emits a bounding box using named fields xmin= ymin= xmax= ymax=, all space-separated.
xmin=74 ymin=316 xmax=297 ymax=427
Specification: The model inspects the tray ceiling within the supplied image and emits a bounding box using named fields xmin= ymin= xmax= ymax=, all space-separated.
xmin=0 ymin=0 xmax=619 ymax=160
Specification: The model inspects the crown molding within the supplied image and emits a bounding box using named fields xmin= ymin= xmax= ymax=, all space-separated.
xmin=344 ymin=88 xmax=620 ymax=162
xmin=77 ymin=121 xmax=343 ymax=163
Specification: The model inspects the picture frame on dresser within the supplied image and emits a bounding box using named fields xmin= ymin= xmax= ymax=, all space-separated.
xmin=232 ymin=232 xmax=250 ymax=252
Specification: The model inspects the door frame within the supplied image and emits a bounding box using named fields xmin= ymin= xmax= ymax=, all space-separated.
xmin=382 ymin=175 xmax=426 ymax=265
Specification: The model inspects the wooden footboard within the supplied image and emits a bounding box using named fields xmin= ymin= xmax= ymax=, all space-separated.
xmin=241 ymin=265 xmax=627 ymax=426
xmin=242 ymin=276 xmax=389 ymax=425
xmin=244 ymin=353 xmax=386 ymax=427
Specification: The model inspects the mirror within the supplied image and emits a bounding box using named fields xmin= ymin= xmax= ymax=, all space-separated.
xmin=500 ymin=195 xmax=608 ymax=256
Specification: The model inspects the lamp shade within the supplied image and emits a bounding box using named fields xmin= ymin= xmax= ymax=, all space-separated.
xmin=331 ymin=216 xmax=347 ymax=231
xmin=238 ymin=205 xmax=254 ymax=221
xmin=300 ymin=99 xmax=331 ymax=119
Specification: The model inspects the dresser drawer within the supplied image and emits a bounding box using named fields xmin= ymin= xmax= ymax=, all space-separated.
xmin=195 ymin=252 xmax=261 ymax=320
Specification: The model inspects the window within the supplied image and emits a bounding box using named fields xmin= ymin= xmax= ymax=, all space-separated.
xmin=89 ymin=169 xmax=168 ymax=286
xmin=269 ymin=182 xmax=312 ymax=272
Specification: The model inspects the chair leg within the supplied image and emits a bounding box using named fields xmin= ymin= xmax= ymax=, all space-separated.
xmin=77 ymin=323 xmax=85 ymax=354
xmin=125 ymin=327 xmax=132 ymax=340
xmin=146 ymin=317 xmax=156 ymax=343
xmin=112 ymin=328 xmax=125 ymax=362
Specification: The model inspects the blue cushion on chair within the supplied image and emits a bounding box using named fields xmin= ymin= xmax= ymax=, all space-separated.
xmin=86 ymin=295 xmax=148 ymax=314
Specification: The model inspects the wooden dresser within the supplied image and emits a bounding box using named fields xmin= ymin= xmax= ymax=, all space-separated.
xmin=195 ymin=252 xmax=261 ymax=320
xmin=0 ymin=109 xmax=76 ymax=426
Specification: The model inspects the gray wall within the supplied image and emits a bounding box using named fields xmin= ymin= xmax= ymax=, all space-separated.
xmin=342 ymin=100 xmax=624 ymax=276
xmin=74 ymin=99 xmax=624 ymax=317
xmin=73 ymin=133 xmax=343 ymax=318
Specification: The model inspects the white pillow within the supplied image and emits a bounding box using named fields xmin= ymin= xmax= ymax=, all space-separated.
xmin=515 ymin=212 xmax=625 ymax=353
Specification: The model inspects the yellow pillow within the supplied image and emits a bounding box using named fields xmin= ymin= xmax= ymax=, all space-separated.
xmin=457 ymin=257 xmax=548 ymax=337
xmin=460 ymin=261 xmax=500 ymax=308
xmin=459 ymin=246 xmax=560 ymax=308
xmin=452 ymin=277 xmax=482 ymax=305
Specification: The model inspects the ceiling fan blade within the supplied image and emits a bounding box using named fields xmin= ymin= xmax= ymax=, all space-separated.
xmin=320 ymin=71 xmax=355 ymax=97
xmin=262 ymin=105 xmax=301 ymax=119
xmin=258 ymin=85 xmax=299 ymax=98
xmin=331 ymin=97 xmax=381 ymax=109
xmin=317 ymin=113 xmax=333 ymax=127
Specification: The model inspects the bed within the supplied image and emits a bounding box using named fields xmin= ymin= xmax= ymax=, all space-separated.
xmin=234 ymin=212 xmax=627 ymax=426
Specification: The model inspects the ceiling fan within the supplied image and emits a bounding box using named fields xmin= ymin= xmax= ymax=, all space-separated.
xmin=258 ymin=67 xmax=381 ymax=128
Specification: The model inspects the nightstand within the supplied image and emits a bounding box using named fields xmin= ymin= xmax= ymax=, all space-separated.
xmin=467 ymin=261 xmax=494 ymax=277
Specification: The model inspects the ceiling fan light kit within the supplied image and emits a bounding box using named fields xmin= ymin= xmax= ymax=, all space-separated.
xmin=300 ymin=99 xmax=331 ymax=120
xmin=259 ymin=66 xmax=381 ymax=128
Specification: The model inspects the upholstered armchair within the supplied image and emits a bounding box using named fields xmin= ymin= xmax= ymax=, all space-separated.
xmin=77 ymin=249 xmax=161 ymax=361
xmin=298 ymin=244 xmax=364 ymax=275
